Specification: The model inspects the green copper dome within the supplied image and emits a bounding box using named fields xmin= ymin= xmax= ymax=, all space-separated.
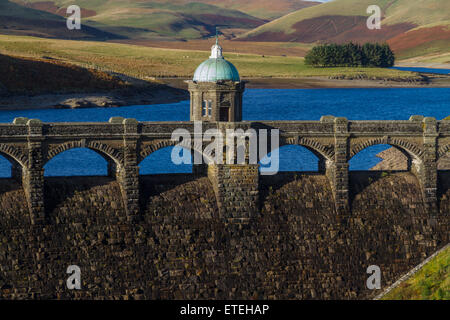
xmin=193 ymin=38 xmax=240 ymax=82
xmin=193 ymin=58 xmax=240 ymax=82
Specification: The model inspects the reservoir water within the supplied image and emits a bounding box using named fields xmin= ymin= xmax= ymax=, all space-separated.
xmin=392 ymin=67 xmax=450 ymax=75
xmin=0 ymin=88 xmax=449 ymax=176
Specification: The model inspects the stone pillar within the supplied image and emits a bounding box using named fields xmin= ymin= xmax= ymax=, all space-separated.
xmin=414 ymin=117 xmax=439 ymax=214
xmin=118 ymin=119 xmax=140 ymax=221
xmin=208 ymin=163 xmax=259 ymax=224
xmin=327 ymin=117 xmax=350 ymax=214
xmin=23 ymin=119 xmax=45 ymax=224
xmin=206 ymin=121 xmax=260 ymax=223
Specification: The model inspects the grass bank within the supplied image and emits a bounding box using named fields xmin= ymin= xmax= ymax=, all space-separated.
xmin=381 ymin=245 xmax=449 ymax=300
xmin=0 ymin=35 xmax=423 ymax=82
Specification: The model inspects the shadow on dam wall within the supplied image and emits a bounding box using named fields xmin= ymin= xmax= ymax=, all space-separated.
xmin=0 ymin=172 xmax=448 ymax=299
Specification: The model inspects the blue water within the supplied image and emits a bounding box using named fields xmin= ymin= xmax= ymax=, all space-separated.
xmin=0 ymin=88 xmax=449 ymax=176
xmin=392 ymin=67 xmax=450 ymax=75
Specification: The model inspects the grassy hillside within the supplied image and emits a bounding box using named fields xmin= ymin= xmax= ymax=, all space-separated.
xmin=244 ymin=0 xmax=450 ymax=36
xmin=11 ymin=0 xmax=266 ymax=40
xmin=0 ymin=34 xmax=422 ymax=82
xmin=388 ymin=21 xmax=450 ymax=61
xmin=240 ymin=0 xmax=450 ymax=60
xmin=187 ymin=0 xmax=321 ymax=20
xmin=381 ymin=246 xmax=449 ymax=300
xmin=0 ymin=0 xmax=121 ymax=39
xmin=16 ymin=0 xmax=321 ymax=21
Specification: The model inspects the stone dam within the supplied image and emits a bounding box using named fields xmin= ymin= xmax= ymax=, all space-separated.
xmin=0 ymin=116 xmax=448 ymax=299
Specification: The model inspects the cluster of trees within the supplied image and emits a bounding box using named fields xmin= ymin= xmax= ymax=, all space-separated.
xmin=305 ymin=43 xmax=395 ymax=68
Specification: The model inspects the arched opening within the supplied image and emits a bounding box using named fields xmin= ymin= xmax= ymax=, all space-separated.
xmin=259 ymin=144 xmax=322 ymax=174
xmin=139 ymin=146 xmax=194 ymax=175
xmin=349 ymin=144 xmax=409 ymax=171
xmin=0 ymin=154 xmax=12 ymax=178
xmin=349 ymin=143 xmax=421 ymax=210
xmin=438 ymin=152 xmax=450 ymax=171
xmin=0 ymin=152 xmax=23 ymax=180
xmin=259 ymin=144 xmax=329 ymax=206
xmin=44 ymin=148 xmax=109 ymax=177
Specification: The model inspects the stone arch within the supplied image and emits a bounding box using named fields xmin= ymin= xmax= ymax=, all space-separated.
xmin=0 ymin=143 xmax=28 ymax=168
xmin=349 ymin=137 xmax=424 ymax=162
xmin=438 ymin=144 xmax=450 ymax=160
xmin=437 ymin=144 xmax=450 ymax=170
xmin=138 ymin=139 xmax=214 ymax=165
xmin=45 ymin=140 xmax=123 ymax=166
xmin=278 ymin=137 xmax=335 ymax=161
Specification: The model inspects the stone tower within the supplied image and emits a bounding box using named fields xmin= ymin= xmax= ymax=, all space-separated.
xmin=186 ymin=37 xmax=245 ymax=122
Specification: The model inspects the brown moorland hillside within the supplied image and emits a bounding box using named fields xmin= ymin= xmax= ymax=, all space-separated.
xmin=387 ymin=25 xmax=450 ymax=60
xmin=242 ymin=15 xmax=415 ymax=44
xmin=8 ymin=0 xmax=266 ymax=40
xmin=184 ymin=0 xmax=321 ymax=19
xmin=240 ymin=0 xmax=450 ymax=60
xmin=0 ymin=53 xmax=129 ymax=95
xmin=17 ymin=0 xmax=321 ymax=21
xmin=17 ymin=0 xmax=97 ymax=18
xmin=0 ymin=0 xmax=121 ymax=40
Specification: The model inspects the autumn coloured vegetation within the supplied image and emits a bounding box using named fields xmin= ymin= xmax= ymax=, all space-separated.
xmin=0 ymin=53 xmax=129 ymax=95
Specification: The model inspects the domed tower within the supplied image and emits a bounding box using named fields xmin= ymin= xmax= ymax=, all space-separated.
xmin=186 ymin=37 xmax=245 ymax=122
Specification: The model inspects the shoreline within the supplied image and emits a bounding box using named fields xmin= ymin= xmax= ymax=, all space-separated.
xmin=161 ymin=75 xmax=450 ymax=90
xmin=1 ymin=76 xmax=449 ymax=111
xmin=244 ymin=76 xmax=450 ymax=89
xmin=0 ymin=87 xmax=189 ymax=112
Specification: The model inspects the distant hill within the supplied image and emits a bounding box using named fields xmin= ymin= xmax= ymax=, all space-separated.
xmin=182 ymin=0 xmax=322 ymax=20
xmin=0 ymin=0 xmax=121 ymax=40
xmin=9 ymin=0 xmax=297 ymax=40
xmin=240 ymin=0 xmax=450 ymax=59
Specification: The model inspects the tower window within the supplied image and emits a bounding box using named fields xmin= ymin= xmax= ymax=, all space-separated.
xmin=208 ymin=100 xmax=212 ymax=116
xmin=202 ymin=100 xmax=207 ymax=116
xmin=202 ymin=100 xmax=212 ymax=117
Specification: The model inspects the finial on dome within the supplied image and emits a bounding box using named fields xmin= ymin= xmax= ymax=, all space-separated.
xmin=215 ymin=27 xmax=219 ymax=45
xmin=210 ymin=28 xmax=223 ymax=59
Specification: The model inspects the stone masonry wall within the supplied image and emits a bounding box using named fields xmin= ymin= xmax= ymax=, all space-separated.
xmin=0 ymin=172 xmax=448 ymax=299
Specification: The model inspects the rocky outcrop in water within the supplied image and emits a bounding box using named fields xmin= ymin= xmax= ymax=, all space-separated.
xmin=372 ymin=147 xmax=450 ymax=171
